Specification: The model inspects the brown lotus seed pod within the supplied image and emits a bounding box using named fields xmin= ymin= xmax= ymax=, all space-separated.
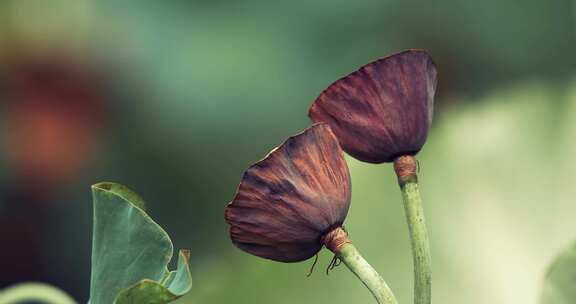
xmin=224 ymin=123 xmax=351 ymax=262
xmin=309 ymin=49 xmax=437 ymax=163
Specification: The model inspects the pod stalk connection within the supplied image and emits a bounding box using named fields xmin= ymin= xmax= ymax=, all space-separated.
xmin=393 ymin=155 xmax=418 ymax=186
xmin=321 ymin=226 xmax=350 ymax=253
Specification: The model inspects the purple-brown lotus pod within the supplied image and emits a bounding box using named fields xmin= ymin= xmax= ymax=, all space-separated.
xmin=224 ymin=123 xmax=351 ymax=262
xmin=309 ymin=49 xmax=437 ymax=164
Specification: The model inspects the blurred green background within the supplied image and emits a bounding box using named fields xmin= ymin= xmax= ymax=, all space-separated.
xmin=0 ymin=0 xmax=575 ymax=303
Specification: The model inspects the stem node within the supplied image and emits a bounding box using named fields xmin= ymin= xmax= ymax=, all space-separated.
xmin=394 ymin=155 xmax=418 ymax=185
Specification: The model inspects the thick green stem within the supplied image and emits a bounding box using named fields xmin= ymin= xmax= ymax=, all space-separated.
xmin=337 ymin=242 xmax=399 ymax=304
xmin=395 ymin=155 xmax=431 ymax=304
xmin=401 ymin=181 xmax=431 ymax=304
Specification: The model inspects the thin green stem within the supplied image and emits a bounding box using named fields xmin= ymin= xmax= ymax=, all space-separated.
xmin=337 ymin=242 xmax=399 ymax=304
xmin=400 ymin=180 xmax=431 ymax=304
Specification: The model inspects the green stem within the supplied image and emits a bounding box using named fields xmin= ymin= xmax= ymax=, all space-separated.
xmin=400 ymin=180 xmax=431 ymax=304
xmin=0 ymin=283 xmax=77 ymax=304
xmin=337 ymin=242 xmax=399 ymax=304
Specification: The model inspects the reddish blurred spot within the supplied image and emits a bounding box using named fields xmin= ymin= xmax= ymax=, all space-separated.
xmin=0 ymin=48 xmax=109 ymax=288
xmin=2 ymin=51 xmax=105 ymax=195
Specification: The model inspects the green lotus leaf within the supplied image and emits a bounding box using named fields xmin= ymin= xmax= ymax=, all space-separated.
xmin=89 ymin=182 xmax=192 ymax=304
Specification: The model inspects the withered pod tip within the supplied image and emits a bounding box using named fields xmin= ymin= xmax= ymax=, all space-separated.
xmin=309 ymin=49 xmax=437 ymax=163
xmin=225 ymin=123 xmax=352 ymax=262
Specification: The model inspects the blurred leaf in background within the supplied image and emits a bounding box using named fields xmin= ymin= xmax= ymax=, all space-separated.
xmin=542 ymin=241 xmax=576 ymax=304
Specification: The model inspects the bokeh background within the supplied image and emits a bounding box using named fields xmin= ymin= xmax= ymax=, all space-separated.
xmin=1 ymin=0 xmax=576 ymax=303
